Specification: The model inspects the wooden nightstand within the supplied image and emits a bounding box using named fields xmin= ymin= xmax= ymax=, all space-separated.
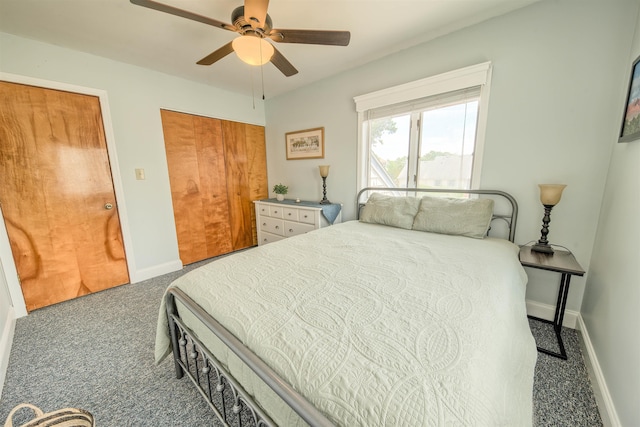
xmin=519 ymin=245 xmax=585 ymax=360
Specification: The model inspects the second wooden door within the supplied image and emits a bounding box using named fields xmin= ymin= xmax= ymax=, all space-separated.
xmin=161 ymin=110 xmax=267 ymax=265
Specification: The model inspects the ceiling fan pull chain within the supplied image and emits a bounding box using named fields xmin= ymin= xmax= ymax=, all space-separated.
xmin=261 ymin=63 xmax=266 ymax=101
xmin=260 ymin=41 xmax=266 ymax=100
xmin=251 ymin=66 xmax=256 ymax=110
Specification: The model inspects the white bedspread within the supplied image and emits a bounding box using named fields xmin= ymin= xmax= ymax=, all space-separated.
xmin=156 ymin=221 xmax=537 ymax=426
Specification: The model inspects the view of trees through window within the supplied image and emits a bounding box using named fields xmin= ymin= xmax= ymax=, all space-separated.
xmin=368 ymin=100 xmax=479 ymax=189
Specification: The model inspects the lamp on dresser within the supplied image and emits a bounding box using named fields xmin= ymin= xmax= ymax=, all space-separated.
xmin=319 ymin=165 xmax=331 ymax=205
xmin=531 ymin=184 xmax=566 ymax=254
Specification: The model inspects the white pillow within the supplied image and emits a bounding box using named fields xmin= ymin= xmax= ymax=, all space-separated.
xmin=359 ymin=193 xmax=421 ymax=230
xmin=412 ymin=196 xmax=494 ymax=238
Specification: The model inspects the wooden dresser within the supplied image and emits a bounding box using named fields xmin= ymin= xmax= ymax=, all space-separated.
xmin=254 ymin=199 xmax=341 ymax=245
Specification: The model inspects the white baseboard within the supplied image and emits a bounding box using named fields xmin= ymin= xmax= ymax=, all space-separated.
xmin=0 ymin=307 xmax=16 ymax=400
xmin=526 ymin=299 xmax=579 ymax=329
xmin=576 ymin=315 xmax=621 ymax=427
xmin=129 ymin=259 xmax=183 ymax=283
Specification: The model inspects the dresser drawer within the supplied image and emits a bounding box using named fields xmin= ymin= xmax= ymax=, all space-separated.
xmin=283 ymin=207 xmax=299 ymax=221
xmin=297 ymin=209 xmax=316 ymax=225
xmin=260 ymin=217 xmax=284 ymax=236
xmin=258 ymin=232 xmax=285 ymax=245
xmin=268 ymin=205 xmax=284 ymax=218
xmin=284 ymin=221 xmax=315 ymax=237
xmin=256 ymin=204 xmax=269 ymax=216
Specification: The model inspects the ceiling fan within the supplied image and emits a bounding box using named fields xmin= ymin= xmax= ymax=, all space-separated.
xmin=130 ymin=0 xmax=351 ymax=77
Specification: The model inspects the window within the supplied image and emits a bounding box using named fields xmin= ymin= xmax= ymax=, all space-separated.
xmin=354 ymin=63 xmax=492 ymax=191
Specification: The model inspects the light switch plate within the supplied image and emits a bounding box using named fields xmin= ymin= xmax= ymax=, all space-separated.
xmin=135 ymin=168 xmax=145 ymax=180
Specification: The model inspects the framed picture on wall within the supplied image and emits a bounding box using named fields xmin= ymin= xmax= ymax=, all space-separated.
xmin=285 ymin=127 xmax=325 ymax=159
xmin=619 ymin=55 xmax=640 ymax=143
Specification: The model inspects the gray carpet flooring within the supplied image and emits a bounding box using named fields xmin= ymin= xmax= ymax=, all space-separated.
xmin=1 ymin=259 xmax=603 ymax=426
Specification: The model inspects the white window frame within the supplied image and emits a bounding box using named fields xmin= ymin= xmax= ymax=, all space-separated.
xmin=353 ymin=62 xmax=493 ymax=191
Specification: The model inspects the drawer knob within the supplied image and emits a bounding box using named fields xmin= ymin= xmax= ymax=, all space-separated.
xmin=275 ymin=226 xmax=279 ymax=229
xmin=289 ymin=228 xmax=293 ymax=232
xmin=304 ymin=215 xmax=308 ymax=218
xmin=263 ymin=223 xmax=267 ymax=226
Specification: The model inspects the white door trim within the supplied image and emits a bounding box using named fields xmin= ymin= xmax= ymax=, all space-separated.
xmin=0 ymin=72 xmax=137 ymax=317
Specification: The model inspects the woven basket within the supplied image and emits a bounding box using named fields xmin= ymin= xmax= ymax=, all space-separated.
xmin=4 ymin=403 xmax=94 ymax=427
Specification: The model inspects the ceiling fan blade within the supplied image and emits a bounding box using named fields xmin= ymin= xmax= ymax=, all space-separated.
xmin=269 ymin=29 xmax=350 ymax=46
xmin=196 ymin=42 xmax=235 ymax=66
xmin=270 ymin=46 xmax=298 ymax=77
xmin=130 ymin=0 xmax=236 ymax=32
xmin=244 ymin=0 xmax=269 ymax=29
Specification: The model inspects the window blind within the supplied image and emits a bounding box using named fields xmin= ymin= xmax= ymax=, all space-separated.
xmin=364 ymin=86 xmax=481 ymax=120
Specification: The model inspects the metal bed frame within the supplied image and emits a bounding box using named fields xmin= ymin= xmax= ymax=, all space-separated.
xmin=164 ymin=188 xmax=519 ymax=426
xmin=166 ymin=288 xmax=333 ymax=427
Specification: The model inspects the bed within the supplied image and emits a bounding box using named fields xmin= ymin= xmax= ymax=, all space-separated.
xmin=155 ymin=188 xmax=537 ymax=426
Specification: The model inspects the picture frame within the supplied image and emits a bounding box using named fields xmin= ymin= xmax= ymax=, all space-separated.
xmin=285 ymin=127 xmax=325 ymax=160
xmin=619 ymin=55 xmax=640 ymax=143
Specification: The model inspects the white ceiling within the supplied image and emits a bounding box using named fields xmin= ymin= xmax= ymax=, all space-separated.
xmin=0 ymin=0 xmax=538 ymax=99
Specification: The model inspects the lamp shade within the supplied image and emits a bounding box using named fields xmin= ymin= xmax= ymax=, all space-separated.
xmin=319 ymin=165 xmax=330 ymax=178
xmin=232 ymin=36 xmax=274 ymax=66
xmin=538 ymin=184 xmax=566 ymax=206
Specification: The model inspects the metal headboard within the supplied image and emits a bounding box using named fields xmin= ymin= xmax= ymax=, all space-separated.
xmin=356 ymin=187 xmax=518 ymax=243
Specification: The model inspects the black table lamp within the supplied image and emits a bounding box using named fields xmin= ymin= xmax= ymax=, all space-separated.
xmin=531 ymin=184 xmax=566 ymax=254
xmin=319 ymin=165 xmax=331 ymax=204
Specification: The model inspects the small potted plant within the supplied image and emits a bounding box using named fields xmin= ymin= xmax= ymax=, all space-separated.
xmin=273 ymin=183 xmax=288 ymax=201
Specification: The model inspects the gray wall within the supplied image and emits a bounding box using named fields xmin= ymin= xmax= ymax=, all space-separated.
xmin=581 ymin=10 xmax=640 ymax=426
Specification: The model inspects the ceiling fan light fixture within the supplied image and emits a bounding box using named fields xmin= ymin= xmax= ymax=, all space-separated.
xmin=232 ymin=36 xmax=274 ymax=66
xmin=130 ymin=0 xmax=349 ymax=76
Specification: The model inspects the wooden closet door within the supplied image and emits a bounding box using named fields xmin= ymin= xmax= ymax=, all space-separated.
xmin=0 ymin=81 xmax=130 ymax=311
xmin=222 ymin=121 xmax=252 ymax=250
xmin=244 ymin=124 xmax=268 ymax=246
xmin=161 ymin=110 xmax=233 ymax=265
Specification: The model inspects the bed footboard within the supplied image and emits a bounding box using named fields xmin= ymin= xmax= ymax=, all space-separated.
xmin=165 ymin=287 xmax=335 ymax=427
